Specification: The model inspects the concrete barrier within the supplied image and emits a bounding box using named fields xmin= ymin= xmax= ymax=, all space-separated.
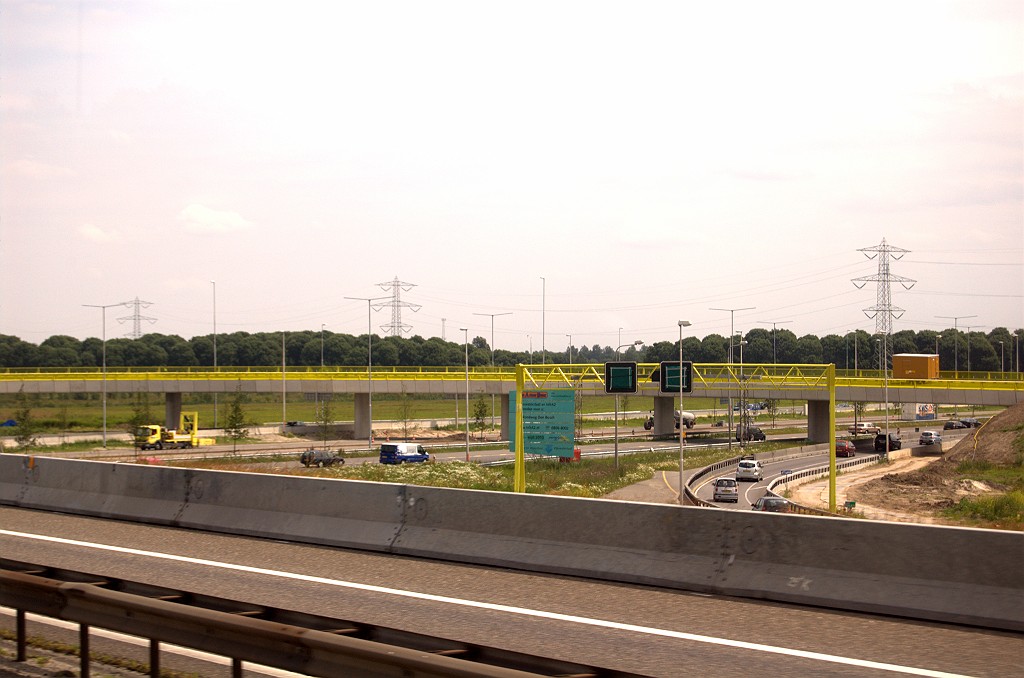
xmin=2 ymin=454 xmax=1021 ymax=631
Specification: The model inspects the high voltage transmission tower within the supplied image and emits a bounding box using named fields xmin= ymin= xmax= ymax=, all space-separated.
xmin=375 ymin=277 xmax=421 ymax=336
xmin=852 ymin=238 xmax=916 ymax=365
xmin=117 ymin=297 xmax=156 ymax=338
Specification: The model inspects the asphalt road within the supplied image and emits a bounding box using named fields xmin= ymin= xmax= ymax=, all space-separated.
xmin=2 ymin=505 xmax=1021 ymax=678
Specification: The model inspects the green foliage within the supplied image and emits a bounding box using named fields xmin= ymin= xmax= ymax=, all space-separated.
xmin=942 ymin=491 xmax=1024 ymax=526
xmin=13 ymin=388 xmax=38 ymax=448
xmin=224 ymin=386 xmax=251 ymax=454
xmin=472 ymin=395 xmax=489 ymax=437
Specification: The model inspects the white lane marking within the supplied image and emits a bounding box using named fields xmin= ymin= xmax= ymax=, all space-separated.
xmin=0 ymin=607 xmax=305 ymax=678
xmin=1 ymin=529 xmax=973 ymax=678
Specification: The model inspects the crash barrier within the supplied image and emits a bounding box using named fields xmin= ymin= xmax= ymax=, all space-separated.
xmin=1 ymin=455 xmax=1021 ymax=632
xmin=0 ymin=569 xmax=556 ymax=678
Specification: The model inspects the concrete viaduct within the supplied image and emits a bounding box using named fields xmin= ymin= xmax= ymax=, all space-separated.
xmin=1 ymin=364 xmax=1021 ymax=442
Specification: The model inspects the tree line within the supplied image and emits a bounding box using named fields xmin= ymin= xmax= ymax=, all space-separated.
xmin=0 ymin=327 xmax=1020 ymax=372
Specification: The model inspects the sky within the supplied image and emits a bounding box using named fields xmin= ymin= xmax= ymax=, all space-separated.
xmin=1 ymin=0 xmax=1021 ymax=353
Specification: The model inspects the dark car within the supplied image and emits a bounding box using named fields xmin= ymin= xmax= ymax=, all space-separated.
xmin=959 ymin=418 xmax=981 ymax=428
xmin=835 ymin=439 xmax=856 ymax=457
xmin=299 ymin=449 xmax=344 ymax=467
xmin=736 ymin=426 xmax=766 ymax=442
xmin=751 ymin=496 xmax=791 ymax=513
xmin=943 ymin=420 xmax=968 ymax=430
xmin=874 ymin=433 xmax=901 ymax=452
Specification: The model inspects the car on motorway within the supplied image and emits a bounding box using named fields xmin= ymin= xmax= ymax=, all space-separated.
xmin=874 ymin=432 xmax=901 ymax=452
xmin=848 ymin=422 xmax=880 ymax=435
xmin=959 ymin=417 xmax=981 ymax=428
xmin=736 ymin=459 xmax=764 ymax=481
xmin=919 ymin=431 xmax=943 ymax=446
xmin=712 ymin=477 xmax=739 ymax=502
xmin=736 ymin=425 xmax=766 ymax=442
xmin=299 ymin=448 xmax=344 ymax=467
xmin=943 ymin=420 xmax=968 ymax=430
xmin=835 ymin=439 xmax=856 ymax=457
xmin=751 ymin=496 xmax=791 ymax=512
xmin=379 ymin=442 xmax=431 ymax=464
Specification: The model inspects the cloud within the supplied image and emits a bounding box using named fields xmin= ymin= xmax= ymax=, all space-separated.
xmin=5 ymin=158 xmax=75 ymax=179
xmin=177 ymin=203 xmax=253 ymax=234
xmin=79 ymin=223 xmax=120 ymax=242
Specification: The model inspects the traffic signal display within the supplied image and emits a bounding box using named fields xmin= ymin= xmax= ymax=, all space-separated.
xmin=604 ymin=362 xmax=637 ymax=394
xmin=659 ymin=361 xmax=693 ymax=393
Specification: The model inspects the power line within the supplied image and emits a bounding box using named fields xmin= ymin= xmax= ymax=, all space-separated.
xmin=376 ymin=277 xmax=421 ymax=337
xmin=116 ymin=297 xmax=156 ymax=339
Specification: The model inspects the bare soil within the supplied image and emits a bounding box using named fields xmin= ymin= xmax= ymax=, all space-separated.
xmin=845 ymin=403 xmax=1024 ymax=526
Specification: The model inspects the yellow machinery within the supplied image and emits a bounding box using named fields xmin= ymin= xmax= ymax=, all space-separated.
xmin=135 ymin=412 xmax=215 ymax=450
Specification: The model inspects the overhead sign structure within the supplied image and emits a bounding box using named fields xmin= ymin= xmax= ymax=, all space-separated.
xmin=659 ymin=361 xmax=694 ymax=393
xmin=604 ymin=362 xmax=637 ymax=394
xmin=509 ymin=389 xmax=576 ymax=458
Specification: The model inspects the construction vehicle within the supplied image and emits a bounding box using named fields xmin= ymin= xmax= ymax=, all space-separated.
xmin=135 ymin=412 xmax=215 ymax=450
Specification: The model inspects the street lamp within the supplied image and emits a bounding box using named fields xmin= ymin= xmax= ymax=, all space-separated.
xmin=736 ymin=333 xmax=748 ymax=446
xmin=540 ymin=277 xmax=546 ymax=365
xmin=711 ymin=306 xmax=755 ymax=452
xmin=613 ymin=340 xmax=643 ymax=469
xmin=83 ymin=301 xmax=128 ymax=448
xmin=677 ymin=320 xmax=691 ymax=505
xmin=565 ymin=334 xmax=573 ymax=364
xmin=461 ymin=327 xmax=470 ymax=462
xmin=757 ymin=319 xmax=790 ymax=364
xmin=345 ymin=295 xmax=389 ymax=450
xmin=999 ymin=341 xmax=1005 ymax=373
xmin=934 ymin=333 xmax=942 ymax=357
xmin=473 ymin=311 xmax=512 ymax=430
xmin=211 ymin=280 xmax=218 ymax=428
xmin=936 ymin=315 xmax=976 ymax=376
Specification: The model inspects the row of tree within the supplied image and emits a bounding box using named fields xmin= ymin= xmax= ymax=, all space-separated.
xmin=0 ymin=327 xmax=1021 ymax=372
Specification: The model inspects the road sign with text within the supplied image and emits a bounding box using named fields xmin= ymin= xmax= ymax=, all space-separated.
xmin=604 ymin=362 xmax=637 ymax=394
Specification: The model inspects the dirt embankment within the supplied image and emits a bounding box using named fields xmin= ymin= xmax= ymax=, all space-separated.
xmin=846 ymin=403 xmax=1024 ymax=527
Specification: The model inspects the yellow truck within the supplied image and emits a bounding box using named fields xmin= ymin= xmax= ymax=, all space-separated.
xmin=892 ymin=354 xmax=940 ymax=379
xmin=135 ymin=412 xmax=215 ymax=450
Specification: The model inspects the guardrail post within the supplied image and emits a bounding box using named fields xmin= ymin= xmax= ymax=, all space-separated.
xmin=149 ymin=639 xmax=160 ymax=677
xmin=16 ymin=609 xmax=26 ymax=662
xmin=232 ymin=657 xmax=243 ymax=678
xmin=80 ymin=623 xmax=90 ymax=678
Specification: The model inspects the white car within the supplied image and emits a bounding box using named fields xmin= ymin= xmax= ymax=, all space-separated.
xmin=919 ymin=431 xmax=943 ymax=446
xmin=713 ymin=477 xmax=739 ymax=503
xmin=736 ymin=459 xmax=764 ymax=482
xmin=848 ymin=422 xmax=880 ymax=435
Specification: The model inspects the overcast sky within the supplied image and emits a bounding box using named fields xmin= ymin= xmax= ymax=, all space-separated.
xmin=2 ymin=1 xmax=1021 ymax=352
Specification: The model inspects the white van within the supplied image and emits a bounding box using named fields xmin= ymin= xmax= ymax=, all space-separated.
xmin=379 ymin=442 xmax=430 ymax=464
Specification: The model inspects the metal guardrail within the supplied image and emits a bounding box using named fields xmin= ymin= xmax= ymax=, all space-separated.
xmin=2 ymin=363 xmax=1021 ymax=393
xmin=0 ymin=561 xmax=646 ymax=678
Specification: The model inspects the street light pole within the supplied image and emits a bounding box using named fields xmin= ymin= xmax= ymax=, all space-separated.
xmin=614 ymin=340 xmax=643 ymax=469
xmin=540 ymin=277 xmax=546 ymax=365
xmin=736 ymin=333 xmax=748 ymax=446
xmin=345 ymin=295 xmax=389 ymax=450
xmin=677 ymin=320 xmax=691 ymax=505
xmin=757 ymin=319 xmax=790 ymax=364
xmin=83 ymin=301 xmax=128 ymax=449
xmin=999 ymin=341 xmax=1005 ymax=373
xmin=210 ymin=280 xmax=218 ymax=428
xmin=461 ymin=327 xmax=470 ymax=462
xmin=936 ymin=315 xmax=976 ymax=376
xmin=473 ymin=311 xmax=512 ymax=431
xmin=565 ymin=334 xmax=573 ymax=364
xmin=711 ymin=306 xmax=755 ymax=453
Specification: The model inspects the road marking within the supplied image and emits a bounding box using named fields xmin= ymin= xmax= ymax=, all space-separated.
xmin=1 ymin=529 xmax=973 ymax=677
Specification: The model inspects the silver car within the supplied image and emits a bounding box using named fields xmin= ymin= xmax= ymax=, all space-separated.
xmin=736 ymin=459 xmax=764 ymax=482
xmin=713 ymin=477 xmax=739 ymax=503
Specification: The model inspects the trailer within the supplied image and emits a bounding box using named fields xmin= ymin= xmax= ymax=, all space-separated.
xmin=892 ymin=353 xmax=940 ymax=379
